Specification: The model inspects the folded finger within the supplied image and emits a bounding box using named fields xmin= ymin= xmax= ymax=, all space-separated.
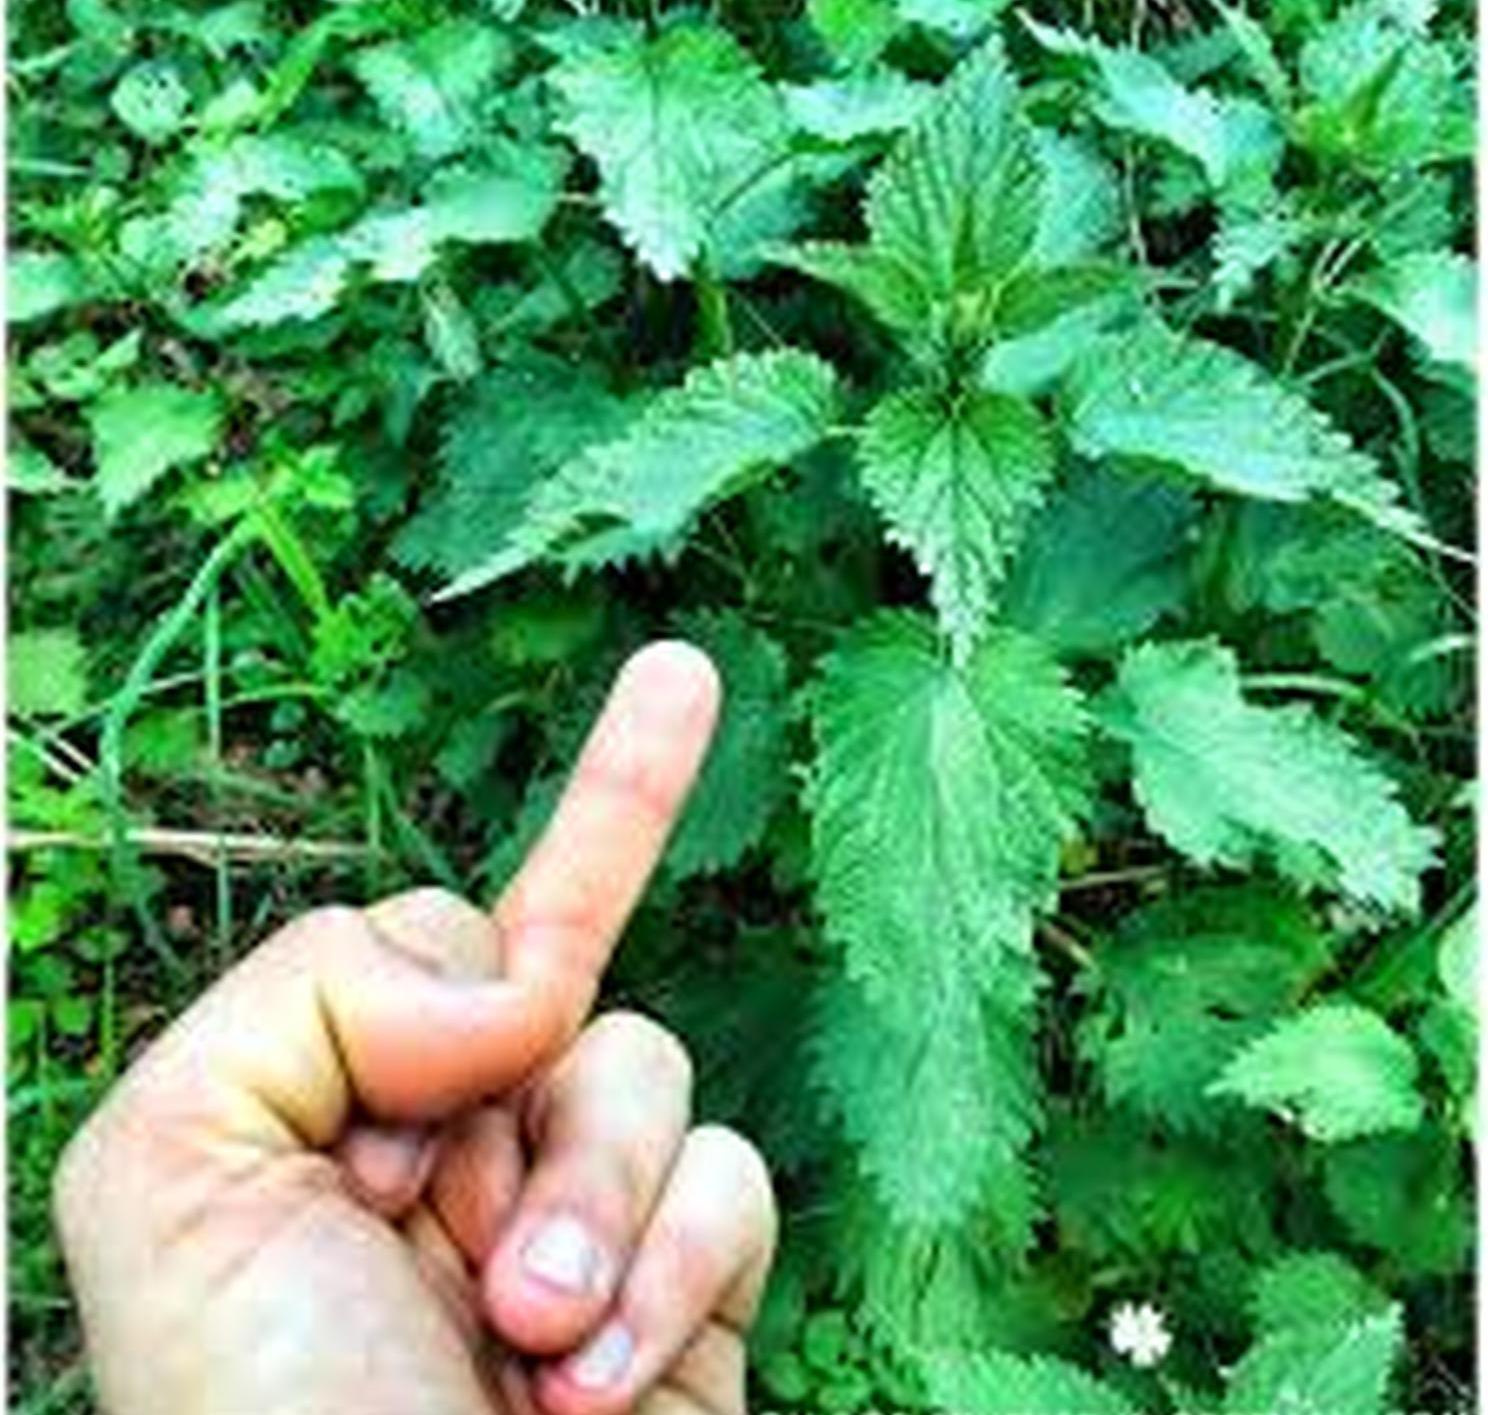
xmin=429 ymin=1104 xmax=526 ymax=1265
xmin=483 ymin=1012 xmax=694 ymax=1355
xmin=532 ymin=1126 xmax=776 ymax=1415
xmin=336 ymin=1121 xmax=439 ymax=1219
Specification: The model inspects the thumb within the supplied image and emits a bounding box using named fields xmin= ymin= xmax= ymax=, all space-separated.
xmin=105 ymin=890 xmax=559 ymax=1154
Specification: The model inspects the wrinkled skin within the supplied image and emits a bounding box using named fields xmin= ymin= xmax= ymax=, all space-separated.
xmin=55 ymin=643 xmax=776 ymax=1415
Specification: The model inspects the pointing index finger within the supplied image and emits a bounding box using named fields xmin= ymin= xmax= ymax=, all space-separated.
xmin=493 ymin=640 xmax=720 ymax=1033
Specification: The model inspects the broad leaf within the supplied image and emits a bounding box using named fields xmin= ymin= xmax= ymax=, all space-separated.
xmin=88 ymin=381 xmax=224 ymax=513
xmin=813 ymin=970 xmax=1040 ymax=1232
xmin=1213 ymin=202 xmax=1301 ymax=310
xmin=1209 ymin=1003 xmax=1424 ymax=1141
xmin=1024 ymin=18 xmax=1281 ymax=197
xmin=1325 ymin=1133 xmax=1473 ymax=1277
xmin=1100 ymin=639 xmax=1438 ymax=912
xmin=1251 ymin=1252 xmax=1389 ymax=1337
xmin=1225 ymin=1308 xmax=1404 ymax=1415
xmin=807 ymin=613 xmax=1086 ymax=1230
xmin=350 ymin=20 xmax=510 ymax=161
xmin=215 ymin=146 xmax=564 ymax=328
xmin=858 ymin=388 xmax=1053 ymax=661
xmin=1028 ymin=129 xmax=1121 ymax=267
xmin=809 ymin=611 xmax=1088 ymax=999
xmin=124 ymin=132 xmax=365 ymax=273
xmin=1062 ymin=320 xmax=1413 ymax=528
xmin=667 ymin=611 xmax=790 ymax=878
xmin=111 ymin=61 xmax=190 ymax=144
xmin=776 ymin=40 xmax=1042 ymax=356
xmin=9 ymin=252 xmax=95 ymax=324
xmin=806 ymin=0 xmax=899 ymax=70
xmin=1297 ymin=3 xmax=1472 ymax=170
xmin=1003 ymin=464 xmax=1196 ymax=655
xmin=393 ymin=359 xmax=627 ymax=579
xmin=1094 ymin=886 xmax=1329 ymax=1134
xmin=926 ymin=1350 xmax=1138 ymax=1415
xmin=438 ymin=349 xmax=839 ymax=598
xmin=9 ymin=630 xmax=89 ymax=718
xmin=1353 ymin=250 xmax=1476 ymax=376
xmin=549 ymin=20 xmax=792 ymax=280
xmin=782 ymin=71 xmax=930 ymax=143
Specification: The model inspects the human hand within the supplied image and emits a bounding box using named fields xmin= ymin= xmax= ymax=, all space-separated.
xmin=54 ymin=643 xmax=777 ymax=1415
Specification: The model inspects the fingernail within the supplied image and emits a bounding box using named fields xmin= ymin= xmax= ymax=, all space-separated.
xmin=625 ymin=641 xmax=718 ymax=724
xmin=565 ymin=1319 xmax=634 ymax=1389
xmin=522 ymin=1214 xmax=606 ymax=1295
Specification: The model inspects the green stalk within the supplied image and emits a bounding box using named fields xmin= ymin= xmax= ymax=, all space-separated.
xmin=101 ymin=523 xmax=257 ymax=979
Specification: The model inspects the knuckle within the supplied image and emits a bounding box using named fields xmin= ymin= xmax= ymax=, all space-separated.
xmin=688 ymin=1125 xmax=777 ymax=1235
xmin=272 ymin=903 xmax=370 ymax=972
xmin=281 ymin=902 xmax=366 ymax=952
xmin=52 ymin=1110 xmax=109 ymax=1244
xmin=367 ymin=886 xmax=481 ymax=933
xmin=591 ymin=1010 xmax=695 ymax=1092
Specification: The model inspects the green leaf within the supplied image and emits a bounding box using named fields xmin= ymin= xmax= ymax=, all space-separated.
xmin=1094 ymin=886 xmax=1329 ymax=1134
xmin=111 ymin=61 xmax=190 ymax=144
xmin=215 ymin=145 xmax=564 ymax=327
xmin=476 ymin=239 xmax=623 ymax=341
xmin=667 ymin=612 xmax=790 ymax=879
xmin=549 ymin=19 xmax=792 ymax=281
xmin=351 ymin=20 xmax=510 ymax=160
xmin=438 ymin=348 xmax=839 ymax=597
xmin=1297 ymin=4 xmax=1471 ymax=170
xmin=925 ymin=1350 xmax=1138 ymax=1415
xmin=1003 ymin=464 xmax=1197 ymax=656
xmin=1352 ymin=251 xmax=1476 ymax=376
xmin=1209 ymin=1003 xmax=1423 ymax=1141
xmin=139 ymin=132 xmax=365 ymax=271
xmin=395 ymin=358 xmax=626 ymax=579
xmin=209 ymin=235 xmax=352 ymax=328
xmin=863 ymin=39 xmax=1040 ymax=317
xmin=9 ymin=252 xmax=95 ymax=324
xmin=1100 ymin=640 xmax=1438 ymax=912
xmin=782 ymin=71 xmax=931 ymax=143
xmin=807 ymin=614 xmax=1086 ymax=1230
xmin=9 ymin=440 xmax=70 ymax=495
xmin=813 ymin=971 xmax=1040 ymax=1234
xmin=88 ymin=381 xmax=224 ymax=514
xmin=1050 ymin=1111 xmax=1276 ymax=1260
xmin=1215 ymin=1 xmax=1292 ymax=110
xmin=1023 ymin=18 xmax=1278 ymax=194
xmin=337 ymin=668 xmax=431 ymax=739
xmin=1225 ymin=1308 xmax=1403 ymax=1415
xmin=858 ymin=388 xmax=1053 ymax=662
xmin=1437 ymin=902 xmax=1476 ymax=1013
xmin=807 ymin=0 xmax=899 ymax=70
xmin=1222 ymin=504 xmax=1458 ymax=720
xmin=1213 ymin=202 xmax=1301 ymax=310
xmin=421 ymin=279 xmax=482 ymax=382
xmin=1324 ymin=1132 xmax=1473 ymax=1276
xmin=898 ymin=0 xmax=1008 ymax=40
xmin=1062 ymin=320 xmax=1412 ymax=528
xmin=1251 ymin=1252 xmax=1389 ymax=1337
xmin=9 ymin=630 xmax=89 ymax=718
xmin=1028 ymin=129 xmax=1121 ymax=268
xmin=810 ymin=612 xmax=1088 ymax=998
xmin=776 ymin=40 xmax=1042 ymax=356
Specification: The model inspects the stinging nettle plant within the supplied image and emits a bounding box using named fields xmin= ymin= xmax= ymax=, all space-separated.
xmin=8 ymin=0 xmax=1474 ymax=1410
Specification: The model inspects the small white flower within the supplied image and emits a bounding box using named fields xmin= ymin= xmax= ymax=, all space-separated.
xmin=1109 ymin=1301 xmax=1173 ymax=1368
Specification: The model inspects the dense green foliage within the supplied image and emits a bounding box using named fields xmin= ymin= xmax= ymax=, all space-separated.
xmin=8 ymin=0 xmax=1475 ymax=1409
